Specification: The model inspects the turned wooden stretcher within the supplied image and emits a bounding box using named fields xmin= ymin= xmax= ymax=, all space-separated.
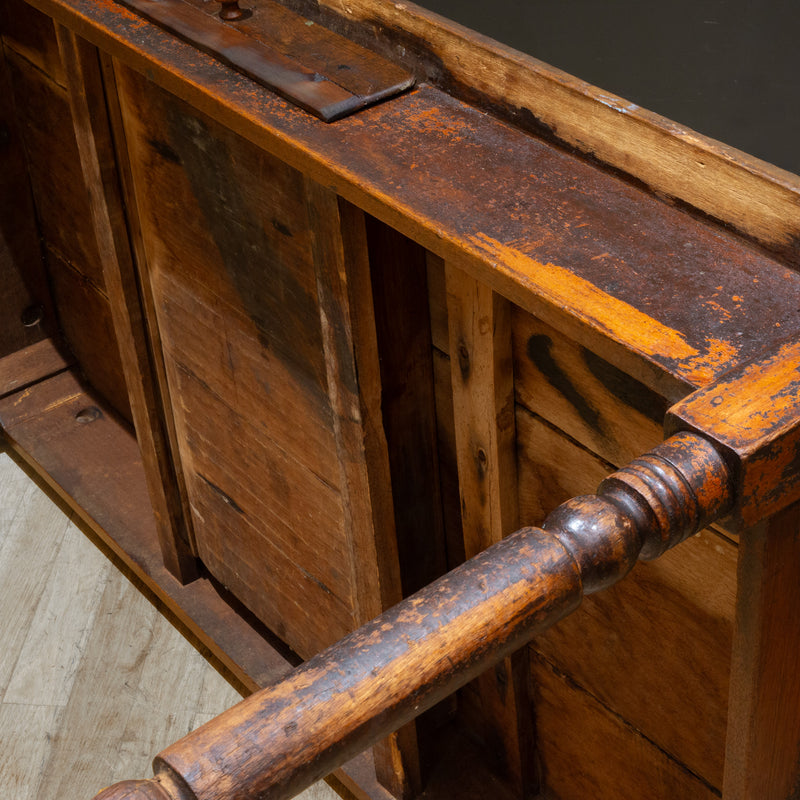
xmin=2 ymin=0 xmax=800 ymax=798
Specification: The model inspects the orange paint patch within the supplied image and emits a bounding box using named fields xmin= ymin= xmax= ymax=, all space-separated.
xmin=680 ymin=338 xmax=741 ymax=386
xmin=468 ymin=231 xmax=700 ymax=362
xmin=468 ymin=233 xmax=745 ymax=386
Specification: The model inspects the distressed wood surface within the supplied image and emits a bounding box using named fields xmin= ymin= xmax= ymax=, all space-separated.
xmin=668 ymin=338 xmax=800 ymax=527
xmin=305 ymin=189 xmax=419 ymax=797
xmin=56 ymin=26 xmax=197 ymax=580
xmin=445 ymin=263 xmax=534 ymax=796
xmin=513 ymin=312 xmax=666 ymax=466
xmin=113 ymin=64 xmax=360 ymax=657
xmin=279 ymin=0 xmax=800 ymax=264
xmin=93 ymin=432 xmax=733 ymax=800
xmin=723 ymin=502 xmax=800 ymax=800
xmin=20 ymin=0 xmax=800 ymax=401
xmin=0 ymin=339 xmax=72 ymax=399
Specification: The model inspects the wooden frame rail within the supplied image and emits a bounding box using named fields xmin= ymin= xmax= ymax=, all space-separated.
xmin=93 ymin=431 xmax=732 ymax=800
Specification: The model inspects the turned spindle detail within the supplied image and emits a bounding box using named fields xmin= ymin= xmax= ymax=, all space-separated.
xmin=93 ymin=432 xmax=732 ymax=800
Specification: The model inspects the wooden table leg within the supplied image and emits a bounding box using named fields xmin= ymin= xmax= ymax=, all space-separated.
xmin=724 ymin=501 xmax=800 ymax=799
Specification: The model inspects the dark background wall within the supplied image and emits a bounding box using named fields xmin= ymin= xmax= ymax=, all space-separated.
xmin=418 ymin=0 xmax=798 ymax=176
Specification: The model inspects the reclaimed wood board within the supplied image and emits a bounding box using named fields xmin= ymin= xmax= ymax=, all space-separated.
xmin=532 ymin=655 xmax=720 ymax=800
xmin=21 ymin=0 xmax=800 ymax=400
xmin=0 ymin=40 xmax=55 ymax=361
xmin=518 ymin=414 xmax=736 ymax=789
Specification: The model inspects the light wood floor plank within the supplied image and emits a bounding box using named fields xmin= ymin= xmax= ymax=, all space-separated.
xmin=4 ymin=519 xmax=111 ymax=706
xmin=0 ymin=464 xmax=73 ymax=697
xmin=0 ymin=703 xmax=64 ymax=800
xmin=0 ymin=448 xmax=340 ymax=800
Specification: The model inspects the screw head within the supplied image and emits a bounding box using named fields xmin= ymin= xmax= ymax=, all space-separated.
xmin=75 ymin=406 xmax=102 ymax=424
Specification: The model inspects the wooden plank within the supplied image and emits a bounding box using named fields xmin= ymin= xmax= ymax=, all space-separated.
xmin=20 ymin=0 xmax=800 ymax=398
xmin=0 ymin=0 xmax=65 ymax=83
xmin=153 ymin=270 xmax=340 ymax=485
xmin=0 ymin=370 xmax=292 ymax=692
xmin=532 ymin=655 xmax=720 ymax=799
xmin=444 ymin=263 xmax=533 ymax=796
xmin=306 ymin=188 xmax=420 ymax=798
xmin=513 ymin=310 xmax=666 ymax=467
xmin=45 ymin=250 xmax=131 ymax=421
xmin=100 ymin=50 xmax=198 ymax=560
xmin=0 ymin=41 xmax=55 ymax=360
xmin=56 ymin=27 xmax=197 ymax=580
xmin=3 ymin=520 xmax=111 ymax=707
xmin=517 ymin=407 xmax=612 ymax=526
xmin=446 ymin=265 xmax=518 ymax=554
xmin=5 ymin=48 xmax=105 ymax=290
xmin=0 ymin=339 xmax=72 ymax=399
xmin=723 ymin=502 xmax=800 ymax=799
xmin=426 ymin=253 xmax=449 ymax=355
xmin=431 ymin=349 xmax=465 ymax=568
xmin=281 ymin=0 xmax=800 ymax=263
xmin=519 ymin=410 xmax=736 ymax=788
xmin=112 ymin=67 xmax=364 ymax=655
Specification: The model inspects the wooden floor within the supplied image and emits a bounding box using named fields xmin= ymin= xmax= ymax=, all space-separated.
xmin=0 ymin=445 xmax=337 ymax=800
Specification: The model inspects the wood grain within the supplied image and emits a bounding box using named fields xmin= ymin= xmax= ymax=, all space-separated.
xmin=532 ymin=656 xmax=720 ymax=800
xmin=724 ymin=502 xmax=800 ymax=800
xmin=20 ymin=0 xmax=799 ymax=399
xmin=445 ymin=263 xmax=534 ymax=796
xmin=56 ymin=27 xmax=196 ymax=579
xmin=282 ymin=0 xmax=800 ymax=263
xmin=513 ymin=311 xmax=666 ymax=467
xmin=306 ymin=190 xmax=420 ymax=797
xmin=113 ymin=66 xmax=362 ymax=656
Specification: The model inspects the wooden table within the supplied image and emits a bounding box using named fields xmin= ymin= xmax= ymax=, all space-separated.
xmin=1 ymin=0 xmax=800 ymax=797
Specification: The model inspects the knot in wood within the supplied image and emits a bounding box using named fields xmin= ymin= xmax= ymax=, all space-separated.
xmin=599 ymin=431 xmax=732 ymax=559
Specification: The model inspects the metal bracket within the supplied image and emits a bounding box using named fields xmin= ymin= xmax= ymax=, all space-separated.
xmin=115 ymin=0 xmax=415 ymax=121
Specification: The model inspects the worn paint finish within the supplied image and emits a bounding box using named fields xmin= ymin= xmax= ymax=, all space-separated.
xmin=667 ymin=339 xmax=800 ymax=526
xmin=21 ymin=0 xmax=800 ymax=397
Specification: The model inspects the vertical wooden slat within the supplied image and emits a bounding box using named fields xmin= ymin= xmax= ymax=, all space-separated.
xmin=99 ymin=54 xmax=197 ymax=544
xmin=54 ymin=27 xmax=196 ymax=582
xmin=305 ymin=181 xmax=422 ymax=798
xmin=723 ymin=502 xmax=800 ymax=800
xmin=445 ymin=263 xmax=536 ymax=797
xmin=0 ymin=42 xmax=55 ymax=360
